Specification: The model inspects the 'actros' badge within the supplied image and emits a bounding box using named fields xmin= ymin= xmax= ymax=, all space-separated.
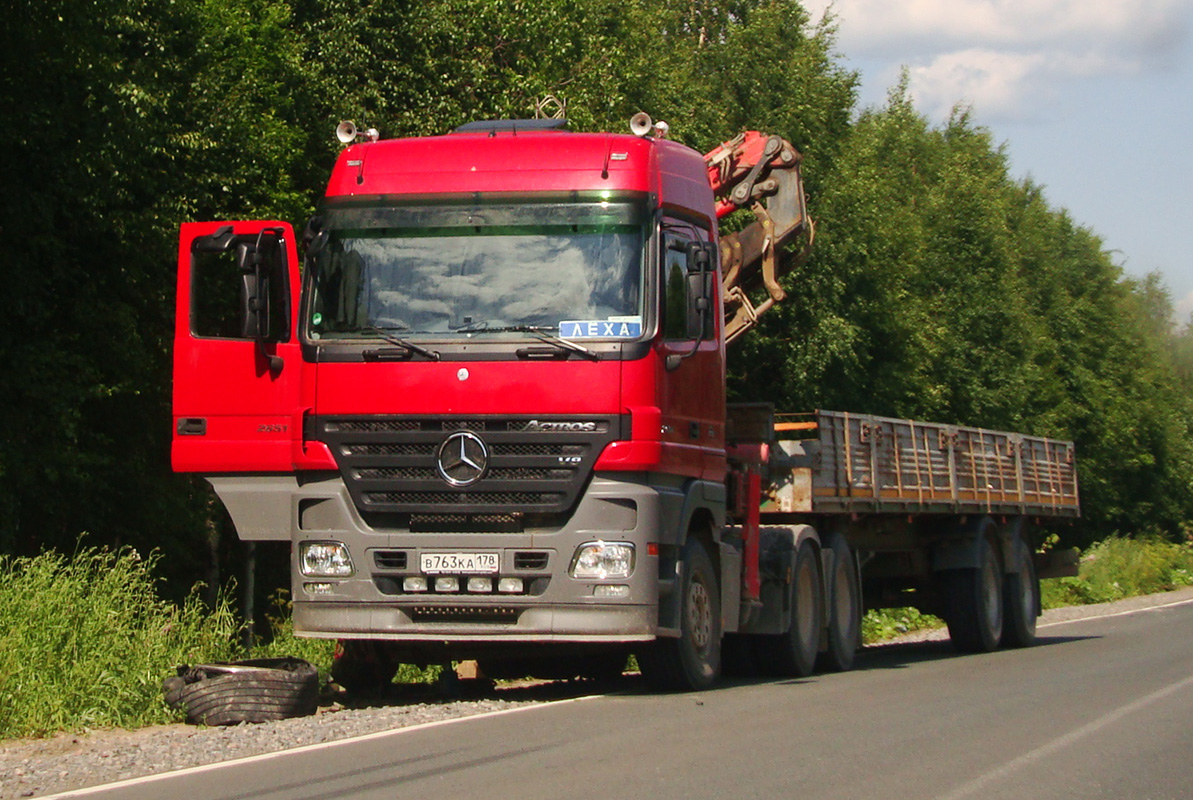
xmin=436 ymin=431 xmax=489 ymax=487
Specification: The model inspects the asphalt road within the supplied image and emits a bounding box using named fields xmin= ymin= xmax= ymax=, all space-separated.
xmin=57 ymin=596 xmax=1193 ymax=800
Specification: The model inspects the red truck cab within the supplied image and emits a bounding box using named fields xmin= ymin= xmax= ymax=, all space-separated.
xmin=173 ymin=120 xmax=731 ymax=663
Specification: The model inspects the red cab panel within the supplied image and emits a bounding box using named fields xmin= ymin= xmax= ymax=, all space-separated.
xmin=172 ymin=221 xmax=303 ymax=473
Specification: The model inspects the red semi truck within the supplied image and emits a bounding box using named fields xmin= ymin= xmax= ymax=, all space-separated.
xmin=172 ymin=117 xmax=1079 ymax=691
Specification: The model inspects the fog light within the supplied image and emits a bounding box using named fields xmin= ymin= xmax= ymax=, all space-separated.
xmin=304 ymin=582 xmax=334 ymax=595
xmin=300 ymin=541 xmax=354 ymax=577
xmin=498 ymin=577 xmax=524 ymax=593
xmin=594 ymin=584 xmax=631 ymax=598
xmin=570 ymin=542 xmax=635 ymax=580
xmin=403 ymin=576 xmax=428 ymax=593
xmin=467 ymin=577 xmax=493 ymax=593
xmin=435 ymin=576 xmax=460 ymax=592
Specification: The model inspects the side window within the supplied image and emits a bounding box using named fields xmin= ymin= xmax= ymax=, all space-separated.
xmin=191 ymin=249 xmax=243 ymax=338
xmin=661 ymin=226 xmax=715 ymax=341
xmin=190 ymin=233 xmax=289 ymax=341
xmin=662 ymin=234 xmax=690 ymax=340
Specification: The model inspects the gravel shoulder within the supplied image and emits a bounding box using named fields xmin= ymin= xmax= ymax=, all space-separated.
xmin=6 ymin=587 xmax=1193 ymax=799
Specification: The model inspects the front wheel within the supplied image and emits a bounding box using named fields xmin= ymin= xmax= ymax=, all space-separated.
xmin=639 ymin=539 xmax=721 ymax=691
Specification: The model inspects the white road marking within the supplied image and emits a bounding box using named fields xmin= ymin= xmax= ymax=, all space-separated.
xmin=41 ymin=694 xmax=601 ymax=799
xmin=933 ymin=671 xmax=1193 ymax=800
xmin=1038 ymin=595 xmax=1193 ymax=628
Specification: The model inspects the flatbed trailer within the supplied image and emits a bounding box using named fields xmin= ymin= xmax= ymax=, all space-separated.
xmin=716 ymin=407 xmax=1079 ymax=667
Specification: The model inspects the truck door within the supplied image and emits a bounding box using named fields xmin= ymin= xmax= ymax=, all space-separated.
xmin=172 ymin=221 xmax=302 ymax=473
xmin=657 ymin=224 xmax=726 ymax=481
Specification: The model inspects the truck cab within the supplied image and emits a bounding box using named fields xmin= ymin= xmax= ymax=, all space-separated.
xmin=173 ymin=121 xmax=730 ymax=668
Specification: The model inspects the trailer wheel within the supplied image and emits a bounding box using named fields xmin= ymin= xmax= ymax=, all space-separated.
xmin=639 ymin=539 xmax=721 ymax=691
xmin=331 ymin=640 xmax=399 ymax=695
xmin=818 ymin=534 xmax=861 ymax=672
xmin=757 ymin=539 xmax=822 ymax=678
xmin=943 ymin=536 xmax=1004 ymax=653
xmin=1001 ymin=539 xmax=1039 ymax=648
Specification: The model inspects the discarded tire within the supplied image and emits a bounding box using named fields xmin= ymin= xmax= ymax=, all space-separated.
xmin=163 ymin=657 xmax=319 ymax=726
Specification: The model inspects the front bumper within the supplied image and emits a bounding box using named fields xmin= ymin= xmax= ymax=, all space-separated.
xmin=272 ymin=473 xmax=666 ymax=641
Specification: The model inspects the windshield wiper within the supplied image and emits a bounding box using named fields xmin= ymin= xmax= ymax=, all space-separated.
xmin=362 ymin=325 xmax=441 ymax=361
xmin=499 ymin=325 xmax=600 ymax=361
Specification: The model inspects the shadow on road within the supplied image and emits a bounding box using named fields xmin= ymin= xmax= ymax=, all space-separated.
xmin=327 ymin=632 xmax=1101 ymax=710
xmin=853 ymin=632 xmax=1099 ymax=672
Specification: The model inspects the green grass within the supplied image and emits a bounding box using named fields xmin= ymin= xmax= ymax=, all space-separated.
xmin=1041 ymin=536 xmax=1193 ymax=608
xmin=861 ymin=606 xmax=944 ymax=644
xmin=0 ymin=545 xmax=241 ymax=739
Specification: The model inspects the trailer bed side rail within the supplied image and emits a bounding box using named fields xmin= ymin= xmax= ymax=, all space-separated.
xmin=764 ymin=410 xmax=1080 ymax=518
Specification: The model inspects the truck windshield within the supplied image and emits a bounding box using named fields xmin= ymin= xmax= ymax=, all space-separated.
xmin=305 ymin=195 xmax=647 ymax=342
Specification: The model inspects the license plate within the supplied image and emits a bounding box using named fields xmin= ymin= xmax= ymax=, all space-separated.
xmin=420 ymin=552 xmax=499 ymax=574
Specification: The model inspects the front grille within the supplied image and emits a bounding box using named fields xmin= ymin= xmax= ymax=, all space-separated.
xmin=408 ymin=513 xmax=522 ymax=532
xmin=364 ymin=491 xmax=566 ymax=507
xmin=409 ymin=606 xmax=520 ymax=623
xmin=327 ymin=420 xmax=420 ymax=433
xmin=345 ymin=443 xmax=431 ymax=457
xmin=494 ymin=444 xmax=575 ymax=457
xmin=358 ymin=467 xmax=437 ymax=480
xmin=311 ymin=415 xmax=625 ymax=517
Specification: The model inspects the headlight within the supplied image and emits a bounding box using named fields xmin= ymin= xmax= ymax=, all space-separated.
xmin=299 ymin=541 xmax=354 ymax=577
xmin=570 ymin=541 xmax=635 ymax=580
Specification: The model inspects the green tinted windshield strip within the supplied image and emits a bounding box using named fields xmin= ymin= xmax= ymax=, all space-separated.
xmin=320 ymin=198 xmax=646 ymax=231
xmin=326 ymin=223 xmax=640 ymax=239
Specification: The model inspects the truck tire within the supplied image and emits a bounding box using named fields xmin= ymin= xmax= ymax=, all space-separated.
xmin=818 ymin=534 xmax=860 ymax=672
xmin=1001 ymin=539 xmax=1039 ymax=648
xmin=331 ymin=640 xmax=399 ymax=695
xmin=756 ymin=539 xmax=822 ymax=678
xmin=639 ymin=539 xmax=721 ymax=691
xmin=942 ymin=536 xmax=1004 ymax=653
xmin=162 ymin=658 xmax=319 ymax=726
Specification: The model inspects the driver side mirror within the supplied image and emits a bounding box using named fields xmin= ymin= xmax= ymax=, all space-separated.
xmin=685 ymin=241 xmax=717 ymax=341
xmin=665 ymin=240 xmax=719 ymax=370
xmin=235 ymin=234 xmax=284 ymax=374
xmin=237 ymin=242 xmax=269 ymax=341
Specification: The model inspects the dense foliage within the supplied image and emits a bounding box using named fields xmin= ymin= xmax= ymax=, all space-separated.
xmin=1 ymin=0 xmax=1189 ymax=603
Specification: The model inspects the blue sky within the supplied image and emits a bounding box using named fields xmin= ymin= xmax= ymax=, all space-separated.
xmin=800 ymin=0 xmax=1193 ymax=323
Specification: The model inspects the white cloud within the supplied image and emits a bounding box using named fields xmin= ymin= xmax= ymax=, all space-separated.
xmin=804 ymin=0 xmax=1193 ymax=119
xmin=1177 ymin=288 xmax=1193 ymax=324
xmin=907 ymin=49 xmax=1045 ymax=119
xmin=906 ymin=48 xmax=1146 ymax=120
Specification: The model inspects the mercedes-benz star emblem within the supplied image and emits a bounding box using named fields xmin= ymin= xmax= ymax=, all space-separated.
xmin=436 ymin=431 xmax=489 ymax=487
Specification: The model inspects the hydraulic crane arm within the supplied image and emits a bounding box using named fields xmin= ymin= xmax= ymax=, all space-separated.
xmin=704 ymin=131 xmax=813 ymax=343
